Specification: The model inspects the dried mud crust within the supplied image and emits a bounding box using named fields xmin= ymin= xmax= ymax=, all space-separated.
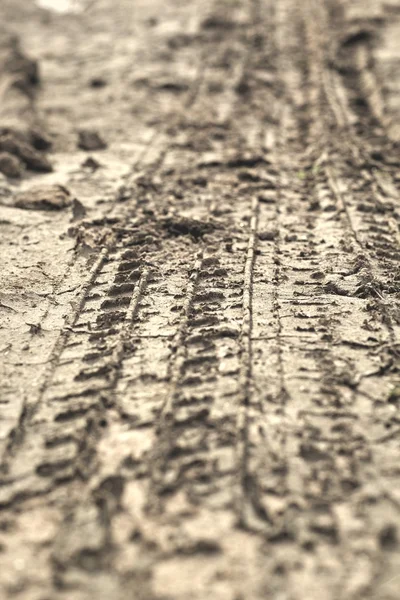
xmin=0 ymin=0 xmax=399 ymax=599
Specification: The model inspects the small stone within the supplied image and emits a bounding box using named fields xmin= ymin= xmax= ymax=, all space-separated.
xmin=258 ymin=230 xmax=277 ymax=241
xmin=311 ymin=271 xmax=325 ymax=280
xmin=28 ymin=323 xmax=42 ymax=335
xmin=0 ymin=152 xmax=24 ymax=178
xmin=29 ymin=128 xmax=52 ymax=151
xmin=192 ymin=176 xmax=208 ymax=187
xmin=258 ymin=190 xmax=276 ymax=204
xmin=284 ymin=233 xmax=297 ymax=242
xmin=78 ymin=130 xmax=107 ymax=151
xmin=235 ymin=79 xmax=250 ymax=95
xmin=308 ymin=200 xmax=320 ymax=211
xmin=89 ymin=77 xmax=107 ymax=88
xmin=82 ymin=156 xmax=101 ymax=170
xmin=379 ymin=524 xmax=398 ymax=549
xmin=15 ymin=185 xmax=72 ymax=211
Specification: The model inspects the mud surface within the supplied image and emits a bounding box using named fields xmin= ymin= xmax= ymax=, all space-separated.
xmin=0 ymin=1 xmax=400 ymax=599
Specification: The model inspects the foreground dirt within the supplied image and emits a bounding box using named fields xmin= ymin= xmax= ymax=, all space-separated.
xmin=0 ymin=0 xmax=399 ymax=598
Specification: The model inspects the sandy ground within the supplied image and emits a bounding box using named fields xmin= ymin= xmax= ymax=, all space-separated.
xmin=0 ymin=0 xmax=399 ymax=598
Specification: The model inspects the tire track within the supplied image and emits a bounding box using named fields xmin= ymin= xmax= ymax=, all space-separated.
xmin=0 ymin=243 xmax=150 ymax=506
xmin=245 ymin=2 xmax=400 ymax=596
xmin=234 ymin=197 xmax=259 ymax=526
xmin=1 ymin=1 xmax=400 ymax=599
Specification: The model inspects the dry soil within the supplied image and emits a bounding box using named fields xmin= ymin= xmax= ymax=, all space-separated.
xmin=0 ymin=1 xmax=400 ymax=599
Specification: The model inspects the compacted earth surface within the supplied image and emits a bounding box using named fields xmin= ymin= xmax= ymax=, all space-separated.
xmin=0 ymin=0 xmax=399 ymax=598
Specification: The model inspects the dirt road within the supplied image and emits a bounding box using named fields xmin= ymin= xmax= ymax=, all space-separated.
xmin=0 ymin=0 xmax=399 ymax=598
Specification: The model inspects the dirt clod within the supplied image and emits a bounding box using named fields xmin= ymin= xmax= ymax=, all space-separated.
xmin=89 ymin=77 xmax=107 ymax=88
xmin=0 ymin=152 xmax=23 ymax=178
xmin=15 ymin=184 xmax=72 ymax=211
xmin=258 ymin=191 xmax=276 ymax=203
xmin=0 ymin=133 xmax=52 ymax=172
xmin=311 ymin=271 xmax=325 ymax=280
xmin=82 ymin=156 xmax=102 ymax=170
xmin=161 ymin=216 xmax=216 ymax=240
xmin=378 ymin=524 xmax=398 ymax=549
xmin=258 ymin=230 xmax=277 ymax=241
xmin=71 ymin=198 xmax=87 ymax=221
xmin=78 ymin=130 xmax=107 ymax=151
xmin=29 ymin=128 xmax=52 ymax=151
